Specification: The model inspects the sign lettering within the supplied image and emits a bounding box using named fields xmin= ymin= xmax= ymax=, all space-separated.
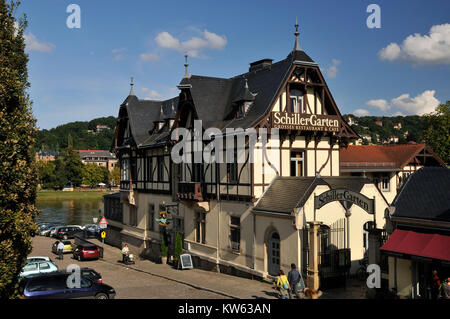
xmin=314 ymin=189 xmax=375 ymax=214
xmin=271 ymin=112 xmax=340 ymax=132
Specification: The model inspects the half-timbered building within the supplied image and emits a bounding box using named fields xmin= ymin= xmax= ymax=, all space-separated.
xmin=108 ymin=23 xmax=392 ymax=285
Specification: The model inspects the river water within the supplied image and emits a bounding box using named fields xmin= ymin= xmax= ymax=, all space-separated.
xmin=36 ymin=198 xmax=104 ymax=227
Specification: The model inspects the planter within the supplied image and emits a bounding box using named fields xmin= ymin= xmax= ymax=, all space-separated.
xmin=161 ymin=256 xmax=168 ymax=264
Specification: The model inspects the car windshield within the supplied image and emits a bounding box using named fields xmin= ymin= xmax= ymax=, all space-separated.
xmin=63 ymin=241 xmax=71 ymax=245
xmin=23 ymin=263 xmax=38 ymax=271
xmin=83 ymin=246 xmax=97 ymax=251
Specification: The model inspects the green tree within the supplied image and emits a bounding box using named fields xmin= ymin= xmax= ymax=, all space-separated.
xmin=160 ymin=235 xmax=168 ymax=258
xmin=174 ymin=232 xmax=183 ymax=263
xmin=110 ymin=165 xmax=120 ymax=186
xmin=82 ymin=163 xmax=104 ymax=188
xmin=37 ymin=161 xmax=56 ymax=189
xmin=0 ymin=0 xmax=39 ymax=298
xmin=422 ymin=102 xmax=450 ymax=164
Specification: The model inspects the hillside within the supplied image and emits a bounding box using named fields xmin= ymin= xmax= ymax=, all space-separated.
xmin=36 ymin=116 xmax=117 ymax=152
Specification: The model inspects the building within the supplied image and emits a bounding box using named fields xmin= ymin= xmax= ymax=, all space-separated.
xmin=340 ymin=143 xmax=446 ymax=204
xmin=347 ymin=116 xmax=357 ymax=126
xmin=96 ymin=124 xmax=110 ymax=132
xmin=76 ymin=150 xmax=118 ymax=172
xmin=380 ymin=167 xmax=450 ymax=299
xmin=393 ymin=123 xmax=402 ymax=130
xmin=106 ymin=22 xmax=392 ymax=286
xmin=375 ymin=121 xmax=383 ymax=127
xmin=35 ymin=150 xmax=58 ymax=162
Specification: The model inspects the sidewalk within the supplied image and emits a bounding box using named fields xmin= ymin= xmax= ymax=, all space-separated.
xmin=98 ymin=240 xmax=279 ymax=299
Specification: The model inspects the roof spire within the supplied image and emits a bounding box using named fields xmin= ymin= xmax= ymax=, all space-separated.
xmin=184 ymin=54 xmax=190 ymax=78
xmin=129 ymin=76 xmax=135 ymax=96
xmin=293 ymin=17 xmax=301 ymax=51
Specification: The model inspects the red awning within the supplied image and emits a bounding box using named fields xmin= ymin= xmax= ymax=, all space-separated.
xmin=381 ymin=229 xmax=450 ymax=262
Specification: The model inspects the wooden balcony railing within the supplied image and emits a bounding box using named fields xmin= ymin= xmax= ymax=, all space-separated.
xmin=177 ymin=182 xmax=204 ymax=201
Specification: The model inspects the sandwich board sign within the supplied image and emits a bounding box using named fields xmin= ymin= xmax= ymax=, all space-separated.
xmin=180 ymin=254 xmax=193 ymax=270
xmin=99 ymin=216 xmax=108 ymax=229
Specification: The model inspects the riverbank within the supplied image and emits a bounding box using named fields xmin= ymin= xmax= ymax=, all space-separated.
xmin=37 ymin=190 xmax=116 ymax=201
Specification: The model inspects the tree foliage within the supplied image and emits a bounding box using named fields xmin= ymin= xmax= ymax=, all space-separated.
xmin=82 ymin=163 xmax=105 ymax=187
xmin=422 ymin=102 xmax=450 ymax=164
xmin=0 ymin=0 xmax=39 ymax=298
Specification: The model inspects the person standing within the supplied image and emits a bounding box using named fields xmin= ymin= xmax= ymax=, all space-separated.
xmin=288 ymin=263 xmax=304 ymax=299
xmin=57 ymin=241 xmax=65 ymax=260
xmin=121 ymin=244 xmax=130 ymax=263
xmin=275 ymin=270 xmax=290 ymax=299
xmin=431 ymin=270 xmax=441 ymax=299
xmin=441 ymin=277 xmax=450 ymax=299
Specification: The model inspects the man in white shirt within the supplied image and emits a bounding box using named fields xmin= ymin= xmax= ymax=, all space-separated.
xmin=57 ymin=241 xmax=65 ymax=260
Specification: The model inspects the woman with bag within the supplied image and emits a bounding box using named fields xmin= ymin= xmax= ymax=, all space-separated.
xmin=275 ymin=270 xmax=290 ymax=299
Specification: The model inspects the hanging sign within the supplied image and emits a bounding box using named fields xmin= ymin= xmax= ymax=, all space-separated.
xmin=314 ymin=189 xmax=375 ymax=214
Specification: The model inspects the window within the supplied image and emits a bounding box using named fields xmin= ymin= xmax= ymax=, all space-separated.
xmin=290 ymin=151 xmax=304 ymax=177
xmin=157 ymin=157 xmax=164 ymax=181
xmin=379 ymin=173 xmax=390 ymax=192
xmin=129 ymin=204 xmax=138 ymax=227
xmin=227 ymin=148 xmax=238 ymax=184
xmin=192 ymin=163 xmax=203 ymax=183
xmin=195 ymin=212 xmax=206 ymax=244
xmin=146 ymin=157 xmax=153 ymax=181
xmin=148 ymin=204 xmax=155 ymax=231
xmin=289 ymin=88 xmax=304 ymax=113
xmin=121 ymin=158 xmax=130 ymax=181
xmin=230 ymin=216 xmax=240 ymax=253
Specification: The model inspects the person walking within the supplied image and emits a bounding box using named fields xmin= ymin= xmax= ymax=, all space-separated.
xmin=431 ymin=270 xmax=441 ymax=299
xmin=288 ymin=263 xmax=305 ymax=299
xmin=275 ymin=270 xmax=290 ymax=299
xmin=57 ymin=241 xmax=65 ymax=260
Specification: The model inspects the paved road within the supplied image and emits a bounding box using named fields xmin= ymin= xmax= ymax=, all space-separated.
xmin=31 ymin=236 xmax=229 ymax=299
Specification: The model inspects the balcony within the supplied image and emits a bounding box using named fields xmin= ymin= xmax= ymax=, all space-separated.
xmin=177 ymin=182 xmax=204 ymax=201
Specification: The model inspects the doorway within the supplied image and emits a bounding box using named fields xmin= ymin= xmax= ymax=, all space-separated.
xmin=268 ymin=231 xmax=280 ymax=276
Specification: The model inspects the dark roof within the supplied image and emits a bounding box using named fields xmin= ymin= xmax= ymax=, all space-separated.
xmin=392 ymin=167 xmax=450 ymax=222
xmin=254 ymin=176 xmax=371 ymax=214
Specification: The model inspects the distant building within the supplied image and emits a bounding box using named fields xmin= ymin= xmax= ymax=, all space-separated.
xmin=347 ymin=116 xmax=358 ymax=126
xmin=76 ymin=150 xmax=118 ymax=172
xmin=393 ymin=123 xmax=402 ymax=130
xmin=375 ymin=121 xmax=383 ymax=127
xmin=35 ymin=151 xmax=58 ymax=162
xmin=388 ymin=136 xmax=399 ymax=143
xmin=96 ymin=125 xmax=110 ymax=132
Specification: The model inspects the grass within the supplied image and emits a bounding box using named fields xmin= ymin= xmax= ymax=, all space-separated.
xmin=37 ymin=190 xmax=116 ymax=201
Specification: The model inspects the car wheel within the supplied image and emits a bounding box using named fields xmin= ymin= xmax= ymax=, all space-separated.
xmin=95 ymin=293 xmax=108 ymax=299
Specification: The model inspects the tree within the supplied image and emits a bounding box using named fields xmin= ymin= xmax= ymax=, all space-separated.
xmin=110 ymin=165 xmax=120 ymax=186
xmin=174 ymin=232 xmax=183 ymax=265
xmin=82 ymin=163 xmax=104 ymax=187
xmin=37 ymin=161 xmax=56 ymax=189
xmin=0 ymin=0 xmax=39 ymax=298
xmin=422 ymin=102 xmax=450 ymax=164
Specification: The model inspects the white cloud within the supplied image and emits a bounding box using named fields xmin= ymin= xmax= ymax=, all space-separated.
xmin=112 ymin=48 xmax=127 ymax=54
xmin=154 ymin=29 xmax=227 ymax=57
xmin=365 ymin=90 xmax=440 ymax=115
xmin=112 ymin=48 xmax=127 ymax=61
xmin=325 ymin=59 xmax=341 ymax=78
xmin=141 ymin=88 xmax=163 ymax=100
xmin=24 ymin=32 xmax=55 ymax=52
xmin=379 ymin=23 xmax=450 ymax=65
xmin=140 ymin=53 xmax=159 ymax=62
xmin=366 ymin=99 xmax=391 ymax=112
xmin=353 ymin=109 xmax=370 ymax=116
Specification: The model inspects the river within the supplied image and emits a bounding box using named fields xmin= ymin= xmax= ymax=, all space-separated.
xmin=36 ymin=198 xmax=104 ymax=227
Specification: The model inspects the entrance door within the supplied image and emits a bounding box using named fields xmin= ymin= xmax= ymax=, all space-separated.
xmin=268 ymin=232 xmax=280 ymax=276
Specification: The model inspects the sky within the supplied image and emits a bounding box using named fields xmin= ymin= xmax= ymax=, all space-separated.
xmin=15 ymin=0 xmax=450 ymax=129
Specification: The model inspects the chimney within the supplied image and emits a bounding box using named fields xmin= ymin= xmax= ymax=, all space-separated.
xmin=249 ymin=58 xmax=273 ymax=72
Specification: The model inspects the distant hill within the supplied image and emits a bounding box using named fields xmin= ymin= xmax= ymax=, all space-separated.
xmin=35 ymin=114 xmax=426 ymax=153
xmin=342 ymin=114 xmax=424 ymax=144
xmin=36 ymin=116 xmax=117 ymax=152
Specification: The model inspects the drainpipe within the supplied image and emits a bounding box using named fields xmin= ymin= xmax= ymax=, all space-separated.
xmin=253 ymin=211 xmax=256 ymax=270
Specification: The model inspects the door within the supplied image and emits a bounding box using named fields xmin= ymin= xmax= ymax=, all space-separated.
xmin=268 ymin=232 xmax=280 ymax=276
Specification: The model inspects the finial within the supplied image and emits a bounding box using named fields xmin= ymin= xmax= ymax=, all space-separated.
xmin=244 ymin=78 xmax=248 ymax=89
xmin=294 ymin=17 xmax=301 ymax=51
xmin=184 ymin=54 xmax=190 ymax=78
xmin=129 ymin=76 xmax=135 ymax=95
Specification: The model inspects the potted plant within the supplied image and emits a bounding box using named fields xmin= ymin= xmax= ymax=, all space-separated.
xmin=160 ymin=235 xmax=168 ymax=264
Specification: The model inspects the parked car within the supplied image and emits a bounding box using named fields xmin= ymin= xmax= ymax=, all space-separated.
xmin=38 ymin=224 xmax=55 ymax=236
xmin=79 ymin=267 xmax=103 ymax=284
xmin=72 ymin=244 xmax=101 ymax=261
xmin=19 ymin=261 xmax=58 ymax=278
xmin=54 ymin=226 xmax=83 ymax=240
xmin=52 ymin=240 xmax=76 ymax=254
xmin=26 ymin=256 xmax=53 ymax=264
xmin=82 ymin=224 xmax=101 ymax=238
xmin=19 ymin=272 xmax=116 ymax=299
xmin=46 ymin=226 xmax=60 ymax=237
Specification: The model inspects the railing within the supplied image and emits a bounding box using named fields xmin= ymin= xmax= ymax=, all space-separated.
xmin=177 ymin=182 xmax=204 ymax=201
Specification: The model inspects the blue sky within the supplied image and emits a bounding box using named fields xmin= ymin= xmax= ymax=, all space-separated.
xmin=16 ymin=0 xmax=450 ymax=129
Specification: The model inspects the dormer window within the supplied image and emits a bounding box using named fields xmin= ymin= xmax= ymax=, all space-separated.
xmin=236 ymin=101 xmax=252 ymax=119
xmin=290 ymin=88 xmax=304 ymax=113
xmin=169 ymin=119 xmax=175 ymax=128
xmin=158 ymin=122 xmax=164 ymax=130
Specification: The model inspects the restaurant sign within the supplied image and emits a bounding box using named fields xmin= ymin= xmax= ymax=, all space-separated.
xmin=271 ymin=112 xmax=340 ymax=132
xmin=314 ymin=189 xmax=375 ymax=214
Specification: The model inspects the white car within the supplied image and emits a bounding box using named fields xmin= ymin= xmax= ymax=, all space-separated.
xmin=20 ymin=261 xmax=59 ymax=278
xmin=26 ymin=256 xmax=52 ymax=264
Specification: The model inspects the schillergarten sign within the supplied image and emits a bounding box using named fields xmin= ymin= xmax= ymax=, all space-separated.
xmin=272 ymin=112 xmax=340 ymax=132
xmin=314 ymin=189 xmax=374 ymax=214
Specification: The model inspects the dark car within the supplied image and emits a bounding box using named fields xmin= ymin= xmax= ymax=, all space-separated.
xmin=83 ymin=224 xmax=101 ymax=238
xmin=54 ymin=226 xmax=83 ymax=240
xmin=19 ymin=272 xmax=115 ymax=299
xmin=72 ymin=244 xmax=101 ymax=261
xmin=80 ymin=268 xmax=103 ymax=284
